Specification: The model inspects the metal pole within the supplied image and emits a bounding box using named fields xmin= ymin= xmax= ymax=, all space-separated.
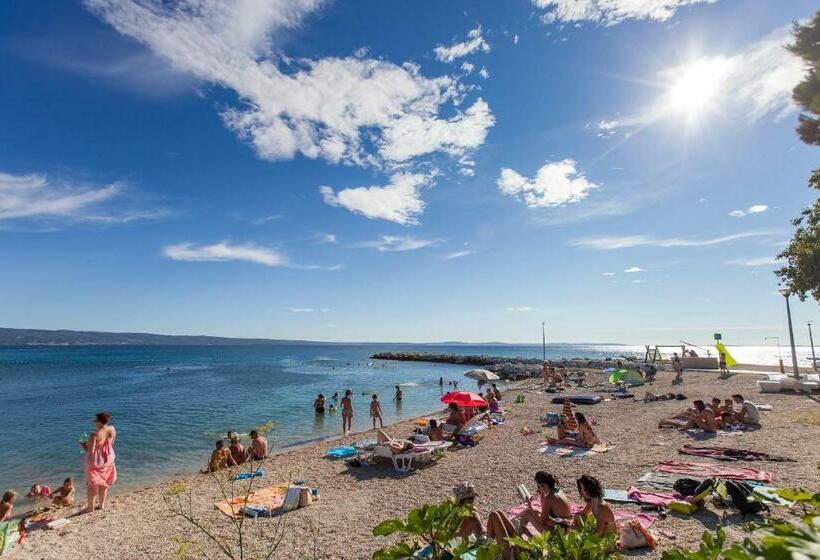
xmin=541 ymin=322 xmax=546 ymax=362
xmin=808 ymin=321 xmax=817 ymax=372
xmin=781 ymin=290 xmax=800 ymax=379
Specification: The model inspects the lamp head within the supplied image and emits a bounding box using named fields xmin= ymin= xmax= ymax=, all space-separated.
xmin=779 ymin=288 xmax=791 ymax=297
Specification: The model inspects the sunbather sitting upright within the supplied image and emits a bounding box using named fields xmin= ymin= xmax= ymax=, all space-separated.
xmin=732 ymin=394 xmax=760 ymax=425
xmin=208 ymin=440 xmax=237 ymax=472
xmin=452 ymin=482 xmax=485 ymax=540
xmin=681 ymin=400 xmax=717 ymax=433
xmin=248 ymin=430 xmax=268 ymax=461
xmin=229 ymin=436 xmax=247 ymax=465
xmin=446 ymin=403 xmax=466 ymax=434
xmin=575 ymin=475 xmax=617 ymax=537
xmin=515 ymin=471 xmax=572 ymax=533
xmin=427 ymin=419 xmax=444 ymax=441
xmin=0 ymin=491 xmax=15 ymax=522
xmin=548 ymin=412 xmax=599 ymax=448
xmin=707 ymin=397 xmax=722 ymax=414
xmin=52 ymin=477 xmax=75 ymax=506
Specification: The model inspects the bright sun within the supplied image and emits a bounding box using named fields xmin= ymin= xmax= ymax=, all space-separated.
xmin=666 ymin=58 xmax=730 ymax=118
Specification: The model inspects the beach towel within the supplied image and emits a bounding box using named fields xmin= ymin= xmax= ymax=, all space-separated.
xmin=626 ymin=486 xmax=680 ymax=507
xmin=0 ymin=521 xmax=24 ymax=556
xmin=679 ymin=428 xmax=745 ymax=439
xmin=636 ymin=472 xmax=704 ymax=492
xmin=538 ymin=443 xmax=612 ymax=457
xmin=603 ymin=489 xmax=639 ymax=504
xmin=678 ymin=445 xmax=793 ymax=462
xmin=214 ymin=483 xmax=289 ymax=518
xmin=653 ymin=460 xmax=772 ymax=482
xmin=326 ymin=445 xmax=357 ymax=459
xmin=508 ymin=502 xmax=656 ymax=529
xmin=231 ymin=468 xmax=264 ymax=481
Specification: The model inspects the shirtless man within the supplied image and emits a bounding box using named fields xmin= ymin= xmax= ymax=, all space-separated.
xmin=341 ymin=389 xmax=353 ymax=434
xmin=249 ymin=430 xmax=268 ymax=460
xmin=682 ymin=400 xmax=717 ymax=432
xmin=52 ymin=478 xmax=75 ymax=506
xmin=228 ymin=436 xmax=247 ymax=465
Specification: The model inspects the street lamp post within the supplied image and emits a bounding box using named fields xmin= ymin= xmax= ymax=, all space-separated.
xmin=541 ymin=322 xmax=546 ymax=362
xmin=779 ymin=289 xmax=801 ymax=379
xmin=808 ymin=321 xmax=818 ymax=372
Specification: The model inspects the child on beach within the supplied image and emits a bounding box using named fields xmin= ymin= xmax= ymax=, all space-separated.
xmin=0 ymin=491 xmax=15 ymax=522
xmin=370 ymin=394 xmax=384 ymax=429
xmin=52 ymin=478 xmax=75 ymax=506
xmin=26 ymin=483 xmax=51 ymax=499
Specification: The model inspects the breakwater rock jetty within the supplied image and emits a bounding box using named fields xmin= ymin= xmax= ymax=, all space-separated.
xmin=370 ymin=352 xmax=625 ymax=380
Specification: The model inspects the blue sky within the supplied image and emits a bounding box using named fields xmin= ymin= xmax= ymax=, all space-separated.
xmin=0 ymin=0 xmax=817 ymax=344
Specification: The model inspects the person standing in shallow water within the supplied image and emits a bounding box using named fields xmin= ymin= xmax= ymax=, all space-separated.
xmin=341 ymin=389 xmax=353 ymax=434
xmin=394 ymin=385 xmax=403 ymax=402
xmin=80 ymin=411 xmax=117 ymax=513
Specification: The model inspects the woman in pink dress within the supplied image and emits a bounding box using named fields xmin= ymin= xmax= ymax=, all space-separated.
xmin=80 ymin=411 xmax=117 ymax=513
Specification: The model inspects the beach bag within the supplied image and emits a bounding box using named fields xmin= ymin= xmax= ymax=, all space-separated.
xmin=542 ymin=412 xmax=560 ymax=426
xmin=619 ymin=519 xmax=657 ymax=550
xmin=673 ymin=478 xmax=701 ymax=497
xmin=723 ymin=480 xmax=767 ymax=515
xmin=298 ymin=487 xmax=313 ymax=508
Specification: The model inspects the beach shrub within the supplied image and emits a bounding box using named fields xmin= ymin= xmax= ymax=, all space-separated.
xmin=507 ymin=515 xmax=620 ymax=560
xmin=662 ymin=488 xmax=820 ymax=560
xmin=372 ymin=500 xmax=500 ymax=560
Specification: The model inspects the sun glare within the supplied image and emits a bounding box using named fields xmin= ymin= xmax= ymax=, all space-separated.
xmin=666 ymin=58 xmax=731 ymax=118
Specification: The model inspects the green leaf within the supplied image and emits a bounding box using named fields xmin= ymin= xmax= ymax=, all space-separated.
xmin=373 ymin=519 xmax=406 ymax=537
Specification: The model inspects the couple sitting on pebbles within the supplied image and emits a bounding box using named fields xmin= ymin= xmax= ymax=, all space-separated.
xmin=452 ymin=472 xmax=616 ymax=560
xmin=546 ymin=408 xmax=600 ymax=449
xmin=207 ymin=430 xmax=269 ymax=472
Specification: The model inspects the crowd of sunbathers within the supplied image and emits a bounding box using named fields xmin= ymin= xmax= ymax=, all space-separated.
xmin=657 ymin=394 xmax=761 ymax=433
xmin=451 ymin=471 xmax=618 ymax=560
xmin=207 ymin=430 xmax=269 ymax=472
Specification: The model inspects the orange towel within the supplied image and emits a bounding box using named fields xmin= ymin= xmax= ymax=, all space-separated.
xmin=214 ymin=483 xmax=288 ymax=518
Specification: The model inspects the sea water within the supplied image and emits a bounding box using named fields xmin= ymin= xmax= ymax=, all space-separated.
xmin=0 ymin=343 xmax=811 ymax=494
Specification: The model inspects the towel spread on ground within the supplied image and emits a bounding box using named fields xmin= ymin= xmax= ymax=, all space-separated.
xmin=507 ymin=501 xmax=656 ymax=529
xmin=214 ymin=483 xmax=289 ymax=518
xmin=653 ymin=460 xmax=772 ymax=482
xmin=603 ymin=489 xmax=639 ymax=504
xmin=538 ymin=443 xmax=613 ymax=457
xmin=626 ymin=486 xmax=681 ymax=507
xmin=636 ymin=472 xmax=704 ymax=492
xmin=678 ymin=445 xmax=793 ymax=462
xmin=680 ymin=428 xmax=745 ymax=439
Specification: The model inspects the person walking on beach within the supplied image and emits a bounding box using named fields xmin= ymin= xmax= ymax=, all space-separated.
xmin=370 ymin=394 xmax=384 ymax=429
xmin=672 ymin=353 xmax=684 ymax=384
xmin=80 ymin=411 xmax=117 ymax=513
xmin=393 ymin=385 xmax=403 ymax=402
xmin=341 ymin=389 xmax=353 ymax=434
xmin=718 ymin=351 xmax=729 ymax=375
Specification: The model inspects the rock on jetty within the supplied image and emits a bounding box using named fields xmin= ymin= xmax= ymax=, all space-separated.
xmin=370 ymin=352 xmax=629 ymax=380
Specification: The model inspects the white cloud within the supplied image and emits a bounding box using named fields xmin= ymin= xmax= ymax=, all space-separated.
xmin=461 ymin=62 xmax=475 ymax=74
xmin=497 ymin=159 xmax=598 ymax=208
xmin=534 ymin=0 xmax=717 ymax=26
xmin=87 ymin=1 xmax=494 ymax=171
xmin=632 ymin=279 xmax=647 ymax=283
xmin=320 ymin=173 xmax=429 ymax=225
xmin=572 ymin=230 xmax=775 ymax=250
xmin=596 ymin=120 xmax=619 ymax=137
xmin=479 ymin=66 xmax=490 ymax=79
xmin=724 ymin=256 xmax=779 ymax=267
xmin=729 ymin=204 xmax=769 ymax=218
xmin=318 ymin=233 xmax=337 ymax=244
xmin=434 ymin=26 xmax=491 ymax=63
xmin=506 ymin=306 xmax=535 ymax=312
xmin=603 ymin=272 xmax=616 ymax=276
xmin=163 ymin=241 xmax=287 ymax=266
xmin=357 ymin=235 xmax=440 ymax=252
xmin=443 ymin=250 xmax=476 ymax=260
xmin=513 ymin=34 xmax=519 ymax=44
xmin=287 ymin=307 xmax=329 ymax=313
xmin=0 ymin=171 xmax=163 ymax=224
xmin=624 ymin=266 xmax=646 ymax=273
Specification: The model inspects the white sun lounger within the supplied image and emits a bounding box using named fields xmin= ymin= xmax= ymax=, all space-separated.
xmin=372 ymin=441 xmax=452 ymax=473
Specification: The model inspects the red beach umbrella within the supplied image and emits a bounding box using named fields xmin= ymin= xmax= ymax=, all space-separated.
xmin=440 ymin=391 xmax=487 ymax=407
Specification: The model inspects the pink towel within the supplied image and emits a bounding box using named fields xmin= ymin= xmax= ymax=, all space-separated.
xmin=626 ymin=486 xmax=680 ymax=506
xmin=653 ymin=460 xmax=772 ymax=482
xmin=507 ymin=501 xmax=656 ymax=529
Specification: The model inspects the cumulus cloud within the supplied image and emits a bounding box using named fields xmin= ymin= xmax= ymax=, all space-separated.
xmin=479 ymin=66 xmax=490 ymax=79
xmin=357 ymin=235 xmax=440 ymax=252
xmin=164 ymin=241 xmax=287 ymax=266
xmin=0 ymin=171 xmax=163 ymax=224
xmin=571 ymin=230 xmax=775 ymax=250
xmin=434 ymin=26 xmax=491 ymax=63
xmin=533 ymin=0 xmax=717 ymax=26
xmin=461 ymin=62 xmax=475 ymax=74
xmin=320 ymin=173 xmax=429 ymax=225
xmin=497 ymin=159 xmax=598 ymax=208
xmin=624 ymin=266 xmax=646 ymax=273
xmin=729 ymin=204 xmax=769 ymax=217
xmin=86 ymin=1 xmax=494 ymax=171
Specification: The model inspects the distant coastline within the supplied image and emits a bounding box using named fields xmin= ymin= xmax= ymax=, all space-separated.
xmin=0 ymin=327 xmax=625 ymax=347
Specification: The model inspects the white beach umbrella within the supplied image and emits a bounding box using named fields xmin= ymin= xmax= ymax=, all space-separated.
xmin=464 ymin=369 xmax=500 ymax=381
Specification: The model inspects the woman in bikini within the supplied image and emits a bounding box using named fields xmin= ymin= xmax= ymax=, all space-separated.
xmin=341 ymin=389 xmax=353 ymax=434
xmin=575 ymin=475 xmax=617 ymax=537
xmin=80 ymin=411 xmax=117 ymax=513
xmin=548 ymin=412 xmax=598 ymax=448
xmin=681 ymin=400 xmax=717 ymax=433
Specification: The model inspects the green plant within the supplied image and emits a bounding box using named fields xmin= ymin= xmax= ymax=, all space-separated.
xmin=508 ymin=515 xmax=620 ymax=560
xmin=372 ymin=500 xmax=499 ymax=560
xmin=661 ymin=526 xmax=727 ymax=560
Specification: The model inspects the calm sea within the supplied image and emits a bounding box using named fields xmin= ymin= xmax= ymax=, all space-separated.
xmin=0 ymin=343 xmax=812 ymax=495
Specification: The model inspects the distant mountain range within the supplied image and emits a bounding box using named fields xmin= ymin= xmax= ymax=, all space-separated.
xmin=0 ymin=328 xmax=625 ymax=347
